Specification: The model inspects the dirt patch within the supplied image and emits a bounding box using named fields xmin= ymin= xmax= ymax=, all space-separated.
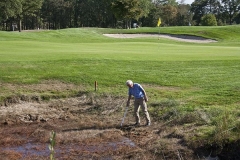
xmin=103 ymin=34 xmax=217 ymax=43
xmin=0 ymin=92 xmax=237 ymax=159
xmin=0 ymin=93 xmax=197 ymax=159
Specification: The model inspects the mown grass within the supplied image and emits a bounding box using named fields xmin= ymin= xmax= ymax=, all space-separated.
xmin=0 ymin=26 xmax=240 ymax=150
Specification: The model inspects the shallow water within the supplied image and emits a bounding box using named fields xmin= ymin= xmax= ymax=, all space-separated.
xmin=2 ymin=137 xmax=136 ymax=159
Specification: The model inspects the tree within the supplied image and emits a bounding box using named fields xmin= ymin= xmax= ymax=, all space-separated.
xmin=77 ymin=0 xmax=115 ymax=28
xmin=41 ymin=0 xmax=74 ymax=29
xmin=221 ymin=0 xmax=240 ymax=24
xmin=0 ymin=0 xmax=22 ymax=21
xmin=111 ymin=0 xmax=151 ymax=28
xmin=154 ymin=0 xmax=178 ymax=5
xmin=140 ymin=4 xmax=158 ymax=27
xmin=176 ymin=4 xmax=192 ymax=26
xmin=191 ymin=0 xmax=240 ymax=25
xmin=201 ymin=13 xmax=217 ymax=25
xmin=17 ymin=0 xmax=44 ymax=32
xmin=191 ymin=0 xmax=210 ymax=25
xmin=161 ymin=4 xmax=178 ymax=25
xmin=3 ymin=0 xmax=239 ymax=30
xmin=40 ymin=0 xmax=116 ymax=29
xmin=0 ymin=0 xmax=22 ymax=30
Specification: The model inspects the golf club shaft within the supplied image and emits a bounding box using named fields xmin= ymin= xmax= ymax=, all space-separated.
xmin=121 ymin=105 xmax=129 ymax=126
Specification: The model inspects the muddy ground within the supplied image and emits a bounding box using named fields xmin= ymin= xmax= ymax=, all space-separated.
xmin=0 ymin=82 xmax=238 ymax=159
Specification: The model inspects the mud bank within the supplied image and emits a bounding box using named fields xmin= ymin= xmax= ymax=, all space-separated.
xmin=0 ymin=94 xmax=239 ymax=159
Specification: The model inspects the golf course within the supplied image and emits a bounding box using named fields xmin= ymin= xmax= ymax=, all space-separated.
xmin=0 ymin=25 xmax=240 ymax=159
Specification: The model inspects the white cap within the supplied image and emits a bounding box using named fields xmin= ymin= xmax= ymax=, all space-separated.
xmin=126 ymin=80 xmax=133 ymax=86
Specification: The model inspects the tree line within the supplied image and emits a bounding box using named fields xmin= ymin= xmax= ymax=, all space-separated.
xmin=0 ymin=0 xmax=239 ymax=32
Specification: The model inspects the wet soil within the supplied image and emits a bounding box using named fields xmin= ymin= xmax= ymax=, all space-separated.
xmin=0 ymin=92 xmax=197 ymax=160
xmin=0 ymin=92 xmax=239 ymax=159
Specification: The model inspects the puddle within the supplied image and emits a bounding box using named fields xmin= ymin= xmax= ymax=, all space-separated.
xmin=1 ymin=137 xmax=136 ymax=159
xmin=1 ymin=143 xmax=49 ymax=158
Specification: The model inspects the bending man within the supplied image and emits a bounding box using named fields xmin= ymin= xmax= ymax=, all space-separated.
xmin=126 ymin=80 xmax=151 ymax=126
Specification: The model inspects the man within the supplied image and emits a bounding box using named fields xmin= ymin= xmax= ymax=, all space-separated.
xmin=126 ymin=80 xmax=151 ymax=126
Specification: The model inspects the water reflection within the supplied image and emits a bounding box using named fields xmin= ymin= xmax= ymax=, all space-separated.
xmin=2 ymin=137 xmax=136 ymax=159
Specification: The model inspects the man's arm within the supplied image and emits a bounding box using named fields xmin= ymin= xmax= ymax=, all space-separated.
xmin=143 ymin=90 xmax=148 ymax=102
xmin=139 ymin=85 xmax=148 ymax=102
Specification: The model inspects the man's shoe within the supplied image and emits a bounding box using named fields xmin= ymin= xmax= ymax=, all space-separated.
xmin=145 ymin=122 xmax=151 ymax=126
xmin=134 ymin=122 xmax=140 ymax=126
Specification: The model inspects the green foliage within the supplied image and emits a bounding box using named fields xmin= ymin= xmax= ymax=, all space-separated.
xmin=221 ymin=0 xmax=240 ymax=24
xmin=1 ymin=0 xmax=240 ymax=30
xmin=205 ymin=107 xmax=240 ymax=150
xmin=111 ymin=0 xmax=151 ymax=21
xmin=18 ymin=0 xmax=44 ymax=31
xmin=149 ymin=99 xmax=179 ymax=121
xmin=0 ymin=0 xmax=22 ymax=21
xmin=191 ymin=0 xmax=221 ymax=25
xmin=21 ymin=0 xmax=44 ymax=16
xmin=201 ymin=14 xmax=217 ymax=26
xmin=161 ymin=5 xmax=178 ymax=26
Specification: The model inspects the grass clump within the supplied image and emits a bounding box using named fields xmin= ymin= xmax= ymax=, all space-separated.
xmin=149 ymin=99 xmax=180 ymax=121
xmin=182 ymin=106 xmax=240 ymax=153
xmin=49 ymin=131 xmax=56 ymax=160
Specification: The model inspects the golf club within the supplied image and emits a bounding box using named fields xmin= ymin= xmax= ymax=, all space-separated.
xmin=120 ymin=105 xmax=129 ymax=127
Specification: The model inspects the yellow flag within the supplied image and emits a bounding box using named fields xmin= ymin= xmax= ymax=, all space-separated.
xmin=157 ymin=18 xmax=161 ymax=27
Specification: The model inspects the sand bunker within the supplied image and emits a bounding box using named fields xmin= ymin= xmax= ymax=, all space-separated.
xmin=103 ymin=34 xmax=217 ymax=43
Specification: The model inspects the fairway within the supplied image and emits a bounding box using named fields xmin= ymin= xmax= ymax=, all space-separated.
xmin=0 ymin=28 xmax=240 ymax=104
xmin=0 ymin=27 xmax=240 ymax=159
xmin=0 ymin=29 xmax=240 ymax=92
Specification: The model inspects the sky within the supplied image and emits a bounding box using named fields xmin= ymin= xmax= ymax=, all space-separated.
xmin=178 ymin=0 xmax=194 ymax=4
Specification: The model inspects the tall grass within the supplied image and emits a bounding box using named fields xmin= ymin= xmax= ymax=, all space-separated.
xmin=49 ymin=131 xmax=56 ymax=160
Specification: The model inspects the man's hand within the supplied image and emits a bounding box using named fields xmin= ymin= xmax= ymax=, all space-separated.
xmin=126 ymin=101 xmax=130 ymax=107
xmin=144 ymin=96 xmax=148 ymax=102
xmin=127 ymin=95 xmax=131 ymax=106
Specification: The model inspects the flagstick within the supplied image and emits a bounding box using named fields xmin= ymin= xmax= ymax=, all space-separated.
xmin=157 ymin=18 xmax=161 ymax=50
xmin=158 ymin=26 xmax=160 ymax=51
xmin=158 ymin=26 xmax=160 ymax=40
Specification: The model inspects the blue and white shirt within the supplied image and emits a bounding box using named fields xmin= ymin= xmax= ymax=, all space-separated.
xmin=128 ymin=83 xmax=145 ymax=98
